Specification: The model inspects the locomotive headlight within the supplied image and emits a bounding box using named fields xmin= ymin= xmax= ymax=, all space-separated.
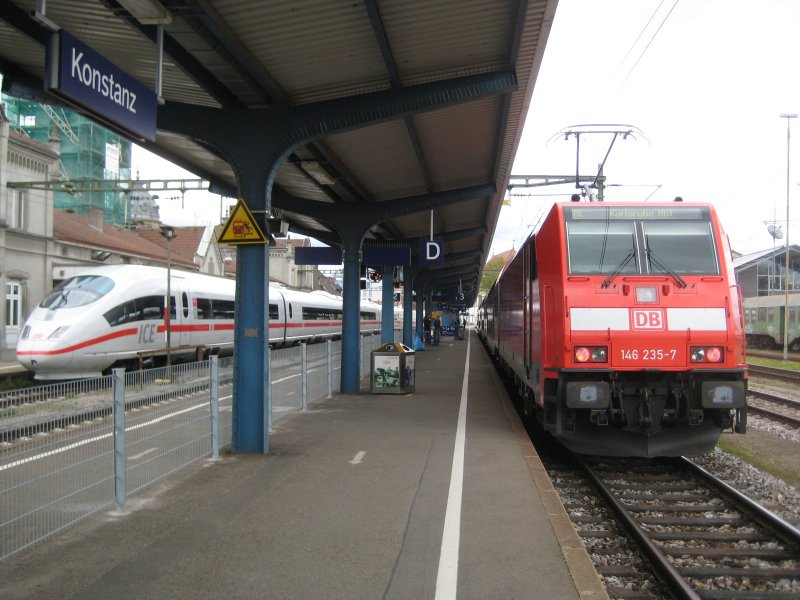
xmin=635 ymin=286 xmax=658 ymax=303
xmin=691 ymin=346 xmax=723 ymax=363
xmin=690 ymin=347 xmax=705 ymax=362
xmin=48 ymin=326 xmax=70 ymax=339
xmin=575 ymin=347 xmax=591 ymax=362
xmin=574 ymin=346 xmax=608 ymax=363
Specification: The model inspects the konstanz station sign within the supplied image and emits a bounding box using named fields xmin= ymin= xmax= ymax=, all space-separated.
xmin=45 ymin=30 xmax=157 ymax=141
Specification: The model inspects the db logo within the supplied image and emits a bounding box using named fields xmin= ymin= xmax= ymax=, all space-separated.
xmin=632 ymin=309 xmax=665 ymax=330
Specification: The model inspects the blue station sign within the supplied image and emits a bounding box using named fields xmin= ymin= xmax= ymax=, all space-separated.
xmin=45 ymin=30 xmax=158 ymax=141
xmin=419 ymin=240 xmax=444 ymax=266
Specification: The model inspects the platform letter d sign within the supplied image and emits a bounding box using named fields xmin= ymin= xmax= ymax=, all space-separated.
xmin=420 ymin=240 xmax=444 ymax=265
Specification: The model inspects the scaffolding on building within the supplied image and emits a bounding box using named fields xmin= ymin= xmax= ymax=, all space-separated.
xmin=3 ymin=96 xmax=132 ymax=226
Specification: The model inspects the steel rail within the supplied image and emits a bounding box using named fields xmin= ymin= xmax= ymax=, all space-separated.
xmin=572 ymin=453 xmax=702 ymax=600
xmin=681 ymin=457 xmax=800 ymax=550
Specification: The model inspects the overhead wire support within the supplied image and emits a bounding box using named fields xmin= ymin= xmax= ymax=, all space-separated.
xmin=507 ymin=174 xmax=607 ymax=202
xmin=547 ymin=124 xmax=647 ymax=201
xmin=508 ymin=174 xmax=602 ymax=189
xmin=6 ymin=178 xmax=210 ymax=194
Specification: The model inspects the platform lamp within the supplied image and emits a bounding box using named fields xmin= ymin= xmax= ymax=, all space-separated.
xmin=160 ymin=225 xmax=177 ymax=367
xmin=780 ymin=113 xmax=797 ymax=361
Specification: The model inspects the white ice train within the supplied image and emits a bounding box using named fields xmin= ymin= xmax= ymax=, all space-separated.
xmin=16 ymin=264 xmax=388 ymax=380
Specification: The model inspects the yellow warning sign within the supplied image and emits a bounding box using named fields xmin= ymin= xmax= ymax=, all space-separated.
xmin=217 ymin=199 xmax=267 ymax=245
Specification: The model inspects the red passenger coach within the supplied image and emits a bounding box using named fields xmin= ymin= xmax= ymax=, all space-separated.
xmin=478 ymin=202 xmax=748 ymax=457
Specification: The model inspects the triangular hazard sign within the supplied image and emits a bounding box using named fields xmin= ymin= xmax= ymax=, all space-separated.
xmin=217 ymin=199 xmax=267 ymax=245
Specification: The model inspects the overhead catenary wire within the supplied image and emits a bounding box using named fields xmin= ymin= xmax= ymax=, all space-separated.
xmin=614 ymin=0 xmax=680 ymax=94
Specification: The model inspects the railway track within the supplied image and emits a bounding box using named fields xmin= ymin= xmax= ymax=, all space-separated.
xmin=748 ymin=364 xmax=800 ymax=385
xmin=746 ymin=364 xmax=800 ymax=427
xmin=548 ymin=454 xmax=800 ymax=599
xmin=747 ymin=350 xmax=800 ymax=364
xmin=748 ymin=390 xmax=800 ymax=428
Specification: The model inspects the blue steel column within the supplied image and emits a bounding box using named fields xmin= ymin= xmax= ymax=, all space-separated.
xmin=341 ymin=235 xmax=363 ymax=393
xmin=232 ymin=174 xmax=271 ymax=454
xmin=381 ymin=266 xmax=395 ymax=342
xmin=157 ymin=72 xmax=513 ymax=407
xmin=404 ymin=265 xmax=418 ymax=347
xmin=232 ymin=244 xmax=269 ymax=453
xmin=415 ymin=272 xmax=429 ymax=342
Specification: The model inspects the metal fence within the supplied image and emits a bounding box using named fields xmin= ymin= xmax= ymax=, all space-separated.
xmin=0 ymin=332 xmax=394 ymax=560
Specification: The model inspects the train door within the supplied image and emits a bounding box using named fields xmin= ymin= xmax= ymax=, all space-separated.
xmin=544 ymin=285 xmax=556 ymax=361
xmin=166 ymin=278 xmax=188 ymax=349
xmin=268 ymin=289 xmax=288 ymax=346
xmin=180 ymin=290 xmax=192 ymax=347
xmin=523 ymin=244 xmax=531 ymax=378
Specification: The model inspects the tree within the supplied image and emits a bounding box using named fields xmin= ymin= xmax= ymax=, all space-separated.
xmin=480 ymin=252 xmax=513 ymax=296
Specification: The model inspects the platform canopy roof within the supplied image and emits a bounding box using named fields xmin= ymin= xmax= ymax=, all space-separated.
xmin=0 ymin=0 xmax=558 ymax=304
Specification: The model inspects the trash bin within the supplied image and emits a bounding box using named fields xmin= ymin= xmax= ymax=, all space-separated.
xmin=370 ymin=342 xmax=415 ymax=394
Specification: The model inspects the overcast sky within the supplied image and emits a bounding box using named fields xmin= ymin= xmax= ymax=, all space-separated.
xmin=135 ymin=0 xmax=800 ymax=258
xmin=494 ymin=0 xmax=800 ymax=257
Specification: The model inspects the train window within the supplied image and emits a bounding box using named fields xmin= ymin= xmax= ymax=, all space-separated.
xmin=103 ymin=295 xmax=164 ymax=327
xmin=211 ymin=299 xmax=235 ymax=319
xmin=566 ymin=221 xmax=638 ymax=275
xmin=643 ymin=221 xmax=719 ymax=274
xmin=196 ymin=298 xmax=212 ymax=319
xmin=270 ymin=304 xmax=279 ymax=320
xmin=197 ymin=298 xmax=234 ymax=319
xmin=103 ymin=303 xmax=127 ymax=327
xmin=182 ymin=293 xmax=189 ymax=318
xmin=303 ymin=306 xmax=342 ymax=320
xmin=360 ymin=311 xmax=377 ymax=320
xmin=144 ymin=296 xmax=167 ymax=320
xmin=40 ymin=275 xmax=115 ymax=309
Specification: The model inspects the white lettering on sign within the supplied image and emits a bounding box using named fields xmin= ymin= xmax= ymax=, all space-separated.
xmin=71 ymin=48 xmax=138 ymax=114
xmin=426 ymin=241 xmax=441 ymax=260
xmin=632 ymin=309 xmax=665 ymax=330
xmin=620 ymin=348 xmax=678 ymax=361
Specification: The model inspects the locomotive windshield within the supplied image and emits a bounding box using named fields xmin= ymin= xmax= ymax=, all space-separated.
xmin=566 ymin=221 xmax=638 ymax=275
xmin=39 ymin=275 xmax=115 ymax=309
xmin=565 ymin=206 xmax=720 ymax=276
xmin=642 ymin=221 xmax=719 ymax=274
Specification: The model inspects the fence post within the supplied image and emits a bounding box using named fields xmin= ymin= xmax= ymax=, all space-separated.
xmin=327 ymin=339 xmax=333 ymax=398
xmin=301 ymin=343 xmax=308 ymax=411
xmin=112 ymin=368 xmax=127 ymax=514
xmin=210 ymin=355 xmax=219 ymax=460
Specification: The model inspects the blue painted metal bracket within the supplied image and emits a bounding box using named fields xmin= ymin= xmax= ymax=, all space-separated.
xmin=153 ymin=70 xmax=516 ymax=449
xmin=271 ymin=184 xmax=495 ymax=236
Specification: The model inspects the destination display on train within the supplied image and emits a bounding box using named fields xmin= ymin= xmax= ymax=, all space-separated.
xmin=564 ymin=206 xmax=709 ymax=221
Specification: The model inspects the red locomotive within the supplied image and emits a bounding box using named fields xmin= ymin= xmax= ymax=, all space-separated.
xmin=478 ymin=201 xmax=748 ymax=457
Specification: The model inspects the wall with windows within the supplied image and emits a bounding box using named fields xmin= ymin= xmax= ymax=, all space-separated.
xmin=735 ymin=249 xmax=800 ymax=299
xmin=0 ymin=106 xmax=59 ymax=361
xmin=270 ymin=237 xmax=317 ymax=291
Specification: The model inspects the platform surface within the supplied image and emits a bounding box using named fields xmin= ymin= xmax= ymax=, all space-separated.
xmin=0 ymin=330 xmax=607 ymax=599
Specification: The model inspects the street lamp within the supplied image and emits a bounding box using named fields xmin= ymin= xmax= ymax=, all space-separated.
xmin=780 ymin=113 xmax=797 ymax=360
xmin=160 ymin=225 xmax=177 ymax=367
